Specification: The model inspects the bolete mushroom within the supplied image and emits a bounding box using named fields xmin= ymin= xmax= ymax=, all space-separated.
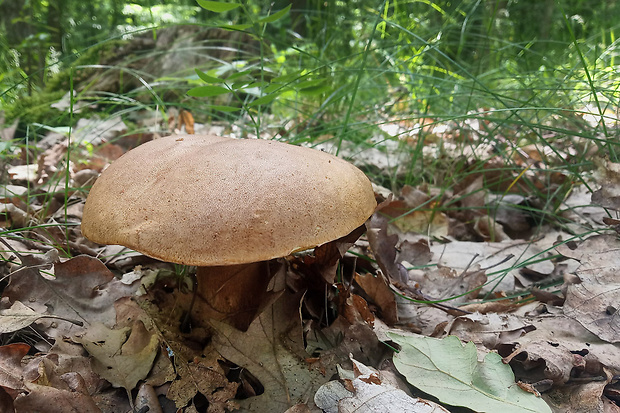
xmin=81 ymin=134 xmax=376 ymax=329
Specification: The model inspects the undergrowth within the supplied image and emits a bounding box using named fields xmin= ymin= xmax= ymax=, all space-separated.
xmin=2 ymin=0 xmax=620 ymax=301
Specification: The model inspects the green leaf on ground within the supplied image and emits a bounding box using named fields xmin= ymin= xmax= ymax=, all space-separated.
xmin=388 ymin=333 xmax=552 ymax=413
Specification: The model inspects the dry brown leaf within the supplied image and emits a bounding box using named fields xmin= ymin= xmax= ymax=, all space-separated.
xmin=557 ymin=235 xmax=620 ymax=343
xmin=366 ymin=214 xmax=409 ymax=286
xmin=116 ymin=287 xmax=236 ymax=411
xmin=74 ymin=320 xmax=159 ymax=391
xmin=210 ymin=290 xmax=329 ymax=412
xmin=592 ymin=158 xmax=620 ymax=210
xmin=355 ymin=273 xmax=398 ymax=325
xmin=135 ymin=383 xmax=163 ymax=413
xmin=429 ymin=239 xmax=555 ymax=293
xmin=315 ymin=357 xmax=450 ymax=413
xmin=43 ymin=339 xmax=104 ymax=395
xmin=4 ymin=255 xmax=139 ymax=337
xmin=179 ymin=110 xmax=195 ymax=134
xmin=543 ymin=377 xmax=612 ymax=413
xmin=0 ymin=300 xmax=82 ymax=334
xmin=14 ymin=377 xmax=101 ymax=413
xmin=36 ymin=141 xmax=67 ymax=184
xmin=0 ymin=387 xmax=14 ymax=413
xmin=504 ymin=312 xmax=620 ymax=386
xmin=443 ymin=312 xmax=535 ymax=349
xmin=166 ymin=352 xmax=238 ymax=412
xmin=0 ymin=343 xmax=30 ymax=398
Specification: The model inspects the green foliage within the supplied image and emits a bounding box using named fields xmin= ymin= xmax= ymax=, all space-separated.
xmin=389 ymin=333 xmax=552 ymax=413
xmin=3 ymin=90 xmax=67 ymax=129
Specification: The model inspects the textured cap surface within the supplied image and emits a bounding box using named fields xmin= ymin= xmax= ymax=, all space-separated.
xmin=82 ymin=135 xmax=376 ymax=266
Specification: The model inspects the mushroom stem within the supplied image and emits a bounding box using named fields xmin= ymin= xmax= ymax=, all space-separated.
xmin=193 ymin=261 xmax=282 ymax=331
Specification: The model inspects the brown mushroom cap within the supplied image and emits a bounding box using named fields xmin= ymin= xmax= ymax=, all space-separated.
xmin=82 ymin=135 xmax=376 ymax=266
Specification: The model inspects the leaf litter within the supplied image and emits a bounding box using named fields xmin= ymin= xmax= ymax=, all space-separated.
xmin=2 ymin=99 xmax=620 ymax=412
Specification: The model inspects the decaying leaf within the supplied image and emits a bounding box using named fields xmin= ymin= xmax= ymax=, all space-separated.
xmin=557 ymin=234 xmax=620 ymax=343
xmin=591 ymin=158 xmax=620 ymax=210
xmin=388 ymin=332 xmax=552 ymax=413
xmin=315 ymin=357 xmax=449 ymax=413
xmin=502 ymin=311 xmax=620 ymax=386
xmin=166 ymin=351 xmax=238 ymax=412
xmin=210 ymin=291 xmax=329 ymax=412
xmin=73 ymin=320 xmax=159 ymax=391
xmin=116 ymin=286 xmax=237 ymax=411
xmin=0 ymin=343 xmax=30 ymax=398
xmin=14 ymin=377 xmax=101 ymax=413
xmin=4 ymin=255 xmax=139 ymax=337
xmin=0 ymin=300 xmax=82 ymax=333
xmin=380 ymin=186 xmax=450 ymax=237
xmin=429 ymin=238 xmax=556 ymax=293
xmin=355 ymin=272 xmax=398 ymax=325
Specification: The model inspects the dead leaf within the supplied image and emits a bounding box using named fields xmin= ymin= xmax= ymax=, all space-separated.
xmin=355 ymin=273 xmax=398 ymax=325
xmin=4 ymin=255 xmax=139 ymax=337
xmin=166 ymin=353 xmax=238 ymax=412
xmin=315 ymin=357 xmax=450 ymax=413
xmin=366 ymin=214 xmax=409 ymax=286
xmin=210 ymin=290 xmax=328 ymax=412
xmin=14 ymin=377 xmax=101 ymax=413
xmin=116 ymin=286 xmax=236 ymax=411
xmin=592 ymin=158 xmax=620 ymax=210
xmin=502 ymin=311 xmax=620 ymax=387
xmin=74 ymin=321 xmax=159 ymax=391
xmin=36 ymin=141 xmax=67 ymax=184
xmin=0 ymin=301 xmax=82 ymax=333
xmin=380 ymin=186 xmax=449 ymax=237
xmin=0 ymin=343 xmax=30 ymax=398
xmin=557 ymin=235 xmax=620 ymax=343
xmin=179 ymin=110 xmax=195 ymax=134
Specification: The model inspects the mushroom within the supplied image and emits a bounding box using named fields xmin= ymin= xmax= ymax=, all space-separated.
xmin=81 ymin=134 xmax=376 ymax=330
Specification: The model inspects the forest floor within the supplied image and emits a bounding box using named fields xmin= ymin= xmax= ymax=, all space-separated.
xmin=1 ymin=27 xmax=620 ymax=413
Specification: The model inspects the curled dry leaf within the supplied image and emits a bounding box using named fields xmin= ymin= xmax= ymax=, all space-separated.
xmin=502 ymin=312 xmax=620 ymax=386
xmin=354 ymin=272 xmax=398 ymax=325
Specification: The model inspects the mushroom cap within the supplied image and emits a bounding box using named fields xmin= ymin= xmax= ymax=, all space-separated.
xmin=82 ymin=135 xmax=376 ymax=266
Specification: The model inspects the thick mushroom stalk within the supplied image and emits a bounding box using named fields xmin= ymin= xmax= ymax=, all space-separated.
xmin=81 ymin=134 xmax=376 ymax=330
xmin=194 ymin=261 xmax=283 ymax=331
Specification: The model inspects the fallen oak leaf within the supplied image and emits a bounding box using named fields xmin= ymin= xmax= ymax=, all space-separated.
xmin=0 ymin=301 xmax=83 ymax=333
xmin=4 ymin=255 xmax=139 ymax=337
xmin=210 ymin=290 xmax=328 ymax=413
xmin=14 ymin=375 xmax=100 ymax=413
xmin=118 ymin=289 xmax=237 ymax=411
xmin=0 ymin=343 xmax=30 ymax=398
xmin=166 ymin=352 xmax=238 ymax=411
xmin=556 ymin=234 xmax=620 ymax=343
xmin=73 ymin=320 xmax=159 ymax=392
